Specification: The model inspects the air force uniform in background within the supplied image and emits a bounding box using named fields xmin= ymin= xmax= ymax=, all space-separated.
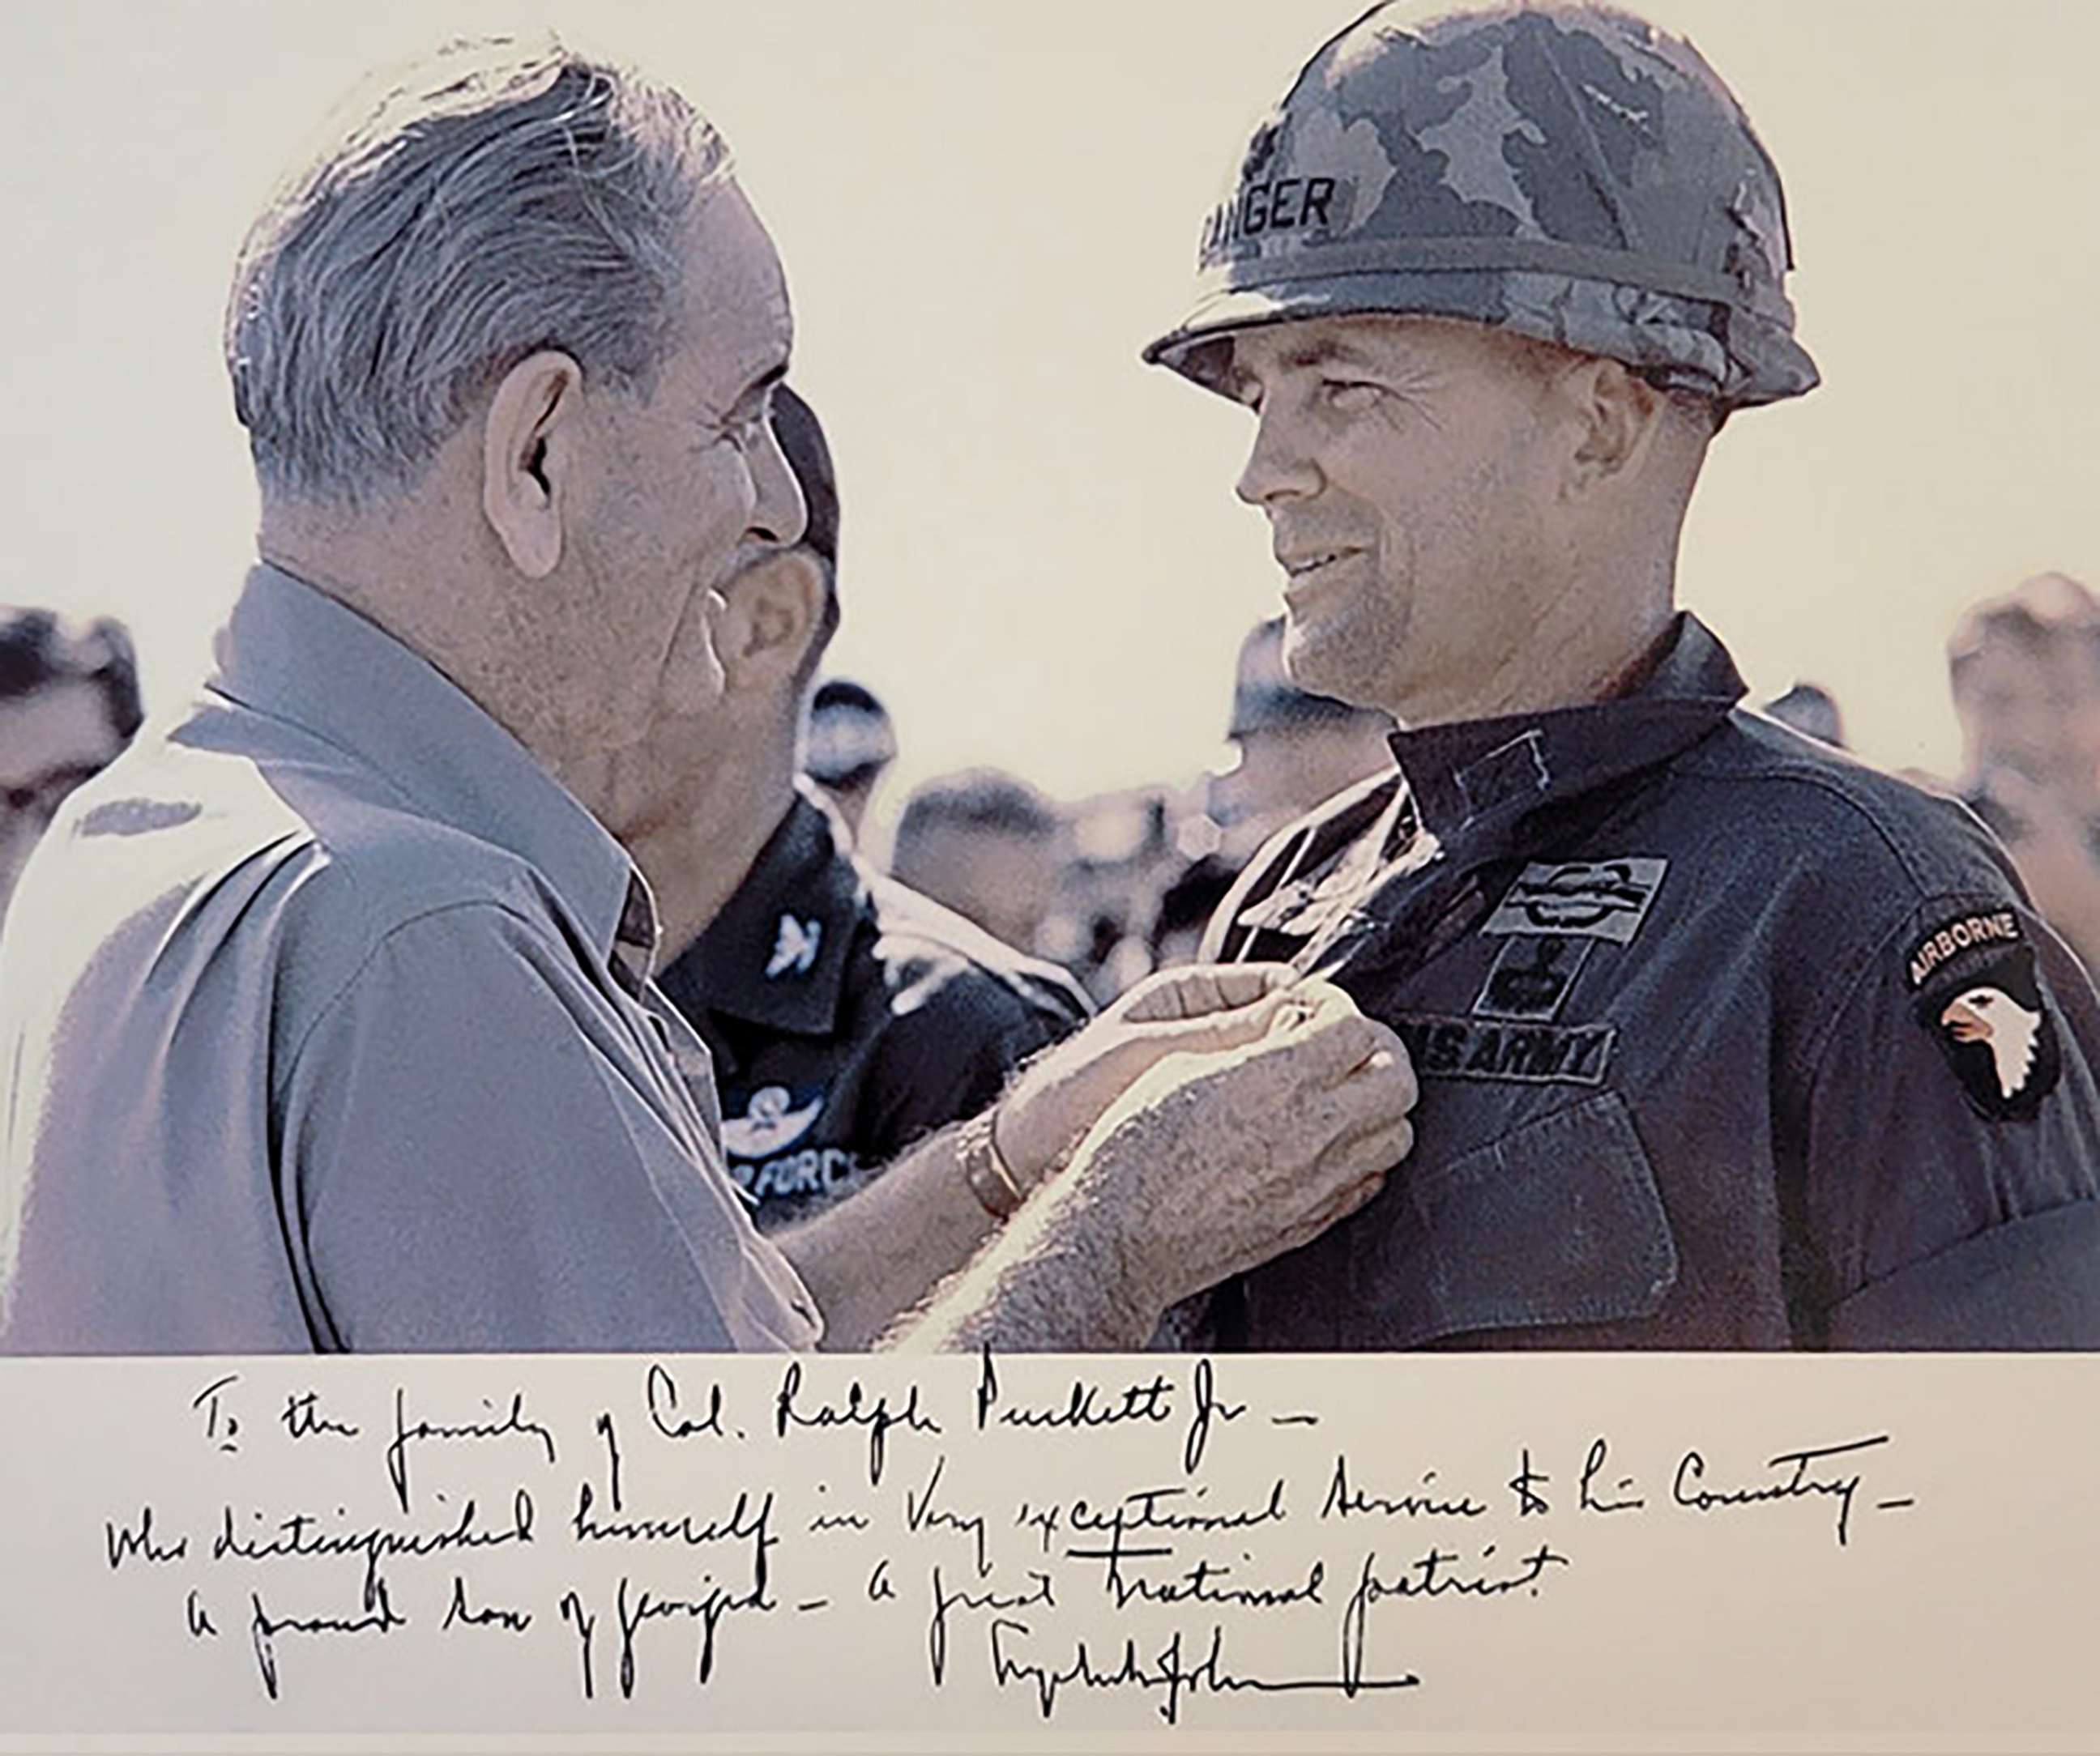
xmin=658 ymin=782 xmax=1090 ymax=1227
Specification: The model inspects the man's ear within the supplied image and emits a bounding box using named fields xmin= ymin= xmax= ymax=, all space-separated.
xmin=482 ymin=350 xmax=585 ymax=578
xmin=715 ymin=548 xmax=828 ymax=695
xmin=1560 ymin=356 xmax=1668 ymax=501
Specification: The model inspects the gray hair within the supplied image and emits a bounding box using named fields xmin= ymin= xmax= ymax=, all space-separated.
xmin=225 ymin=36 xmax=732 ymax=507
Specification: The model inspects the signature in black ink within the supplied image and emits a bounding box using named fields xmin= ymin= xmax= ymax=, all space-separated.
xmin=990 ymin=1617 xmax=1418 ymax=1724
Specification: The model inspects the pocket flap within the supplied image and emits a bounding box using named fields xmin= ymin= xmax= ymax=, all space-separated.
xmin=1348 ymin=1090 xmax=1679 ymax=1347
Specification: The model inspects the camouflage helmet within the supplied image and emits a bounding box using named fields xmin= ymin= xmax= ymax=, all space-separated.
xmin=1144 ymin=2 xmax=1818 ymax=411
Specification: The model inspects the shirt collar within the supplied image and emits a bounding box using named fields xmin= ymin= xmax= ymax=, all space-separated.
xmin=207 ymin=562 xmax=649 ymax=971
xmin=668 ymin=782 xmax=862 ymax=1035
xmin=1384 ymin=612 xmax=1746 ymax=846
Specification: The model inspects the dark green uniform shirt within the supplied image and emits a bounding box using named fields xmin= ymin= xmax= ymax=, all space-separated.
xmin=1203 ymin=615 xmax=2100 ymax=1350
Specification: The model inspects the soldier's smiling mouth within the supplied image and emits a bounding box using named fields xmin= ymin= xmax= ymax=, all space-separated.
xmin=1280 ymin=548 xmax=1364 ymax=580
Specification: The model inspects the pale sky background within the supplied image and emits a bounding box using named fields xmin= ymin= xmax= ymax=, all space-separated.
xmin=3 ymin=2 xmax=2095 ymax=826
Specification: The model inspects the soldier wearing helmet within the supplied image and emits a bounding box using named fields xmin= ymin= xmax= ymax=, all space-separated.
xmin=1150 ymin=2 xmax=2100 ymax=1349
xmin=1210 ymin=616 xmax=1396 ymax=867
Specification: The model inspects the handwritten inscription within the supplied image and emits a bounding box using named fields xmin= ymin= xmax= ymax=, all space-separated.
xmin=85 ymin=1358 xmax=1918 ymax=1728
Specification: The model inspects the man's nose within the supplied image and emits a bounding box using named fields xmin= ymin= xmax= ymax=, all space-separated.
xmin=1235 ymin=405 xmax=1321 ymax=508
xmin=747 ymin=412 xmax=808 ymax=548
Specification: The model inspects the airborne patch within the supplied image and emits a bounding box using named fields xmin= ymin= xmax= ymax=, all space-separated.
xmin=1393 ymin=1013 xmax=1615 ymax=1086
xmin=1482 ymin=858 xmax=1667 ymax=943
xmin=1903 ymin=909 xmax=2021 ymax=991
xmin=1905 ymin=911 xmax=2062 ymax=1122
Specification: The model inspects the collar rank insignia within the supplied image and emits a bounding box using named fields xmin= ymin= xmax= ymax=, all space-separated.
xmin=766 ymin=914 xmax=822 ymax=979
xmin=1905 ymin=910 xmax=2061 ymax=1121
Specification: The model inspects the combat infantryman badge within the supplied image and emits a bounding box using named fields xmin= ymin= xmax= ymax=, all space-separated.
xmin=1482 ymin=859 xmax=1667 ymax=943
xmin=1905 ymin=911 xmax=2062 ymax=1121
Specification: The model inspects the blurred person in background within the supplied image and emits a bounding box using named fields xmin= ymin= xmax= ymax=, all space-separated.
xmin=575 ymin=389 xmax=1090 ymax=1229
xmin=1952 ymin=573 xmax=2100 ymax=816
xmin=1761 ymin=681 xmax=1846 ymax=750
xmin=801 ymin=676 xmax=894 ymax=840
xmin=890 ymin=769 xmax=1065 ymax=958
xmin=0 ymin=610 xmax=142 ymax=931
xmin=1209 ymin=616 xmax=1395 ymax=865
xmin=1041 ymin=788 xmax=1179 ymax=1004
xmin=1949 ymin=573 xmax=2100 ymax=974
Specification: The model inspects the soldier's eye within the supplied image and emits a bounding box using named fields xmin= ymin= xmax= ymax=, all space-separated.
xmin=1320 ymin=378 xmax=1379 ymax=407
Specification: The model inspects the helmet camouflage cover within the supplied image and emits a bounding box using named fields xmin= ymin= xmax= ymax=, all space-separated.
xmin=1144 ymin=1 xmax=1818 ymax=410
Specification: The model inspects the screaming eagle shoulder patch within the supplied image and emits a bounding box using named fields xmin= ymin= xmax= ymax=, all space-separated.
xmin=1905 ymin=909 xmax=2062 ymax=1122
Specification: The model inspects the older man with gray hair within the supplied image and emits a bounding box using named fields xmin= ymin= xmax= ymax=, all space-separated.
xmin=0 ymin=38 xmax=1415 ymax=1355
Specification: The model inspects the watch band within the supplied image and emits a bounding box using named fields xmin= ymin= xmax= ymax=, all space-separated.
xmin=958 ymin=1106 xmax=1027 ymax=1220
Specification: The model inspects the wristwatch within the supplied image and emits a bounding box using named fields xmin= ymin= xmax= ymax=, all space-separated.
xmin=958 ymin=1106 xmax=1027 ymax=1220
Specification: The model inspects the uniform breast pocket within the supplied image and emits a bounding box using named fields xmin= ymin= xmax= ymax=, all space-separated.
xmin=1347 ymin=1090 xmax=1679 ymax=1347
